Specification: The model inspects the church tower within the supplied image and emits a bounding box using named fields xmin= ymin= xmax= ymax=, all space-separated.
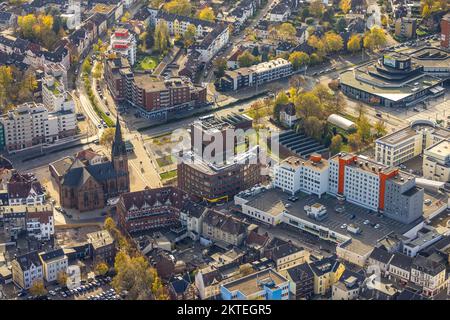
xmin=111 ymin=117 xmax=130 ymax=193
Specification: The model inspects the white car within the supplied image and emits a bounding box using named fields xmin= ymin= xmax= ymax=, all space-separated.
xmin=363 ymin=220 xmax=370 ymax=225
xmin=374 ymin=224 xmax=380 ymax=229
xmin=340 ymin=224 xmax=347 ymax=229
xmin=424 ymin=199 xmax=432 ymax=205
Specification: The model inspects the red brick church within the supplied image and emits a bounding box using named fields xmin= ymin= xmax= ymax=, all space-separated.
xmin=55 ymin=118 xmax=130 ymax=212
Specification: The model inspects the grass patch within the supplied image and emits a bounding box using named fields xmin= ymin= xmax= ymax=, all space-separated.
xmin=160 ymin=169 xmax=177 ymax=180
xmin=135 ymin=55 xmax=159 ymax=71
xmin=156 ymin=155 xmax=176 ymax=167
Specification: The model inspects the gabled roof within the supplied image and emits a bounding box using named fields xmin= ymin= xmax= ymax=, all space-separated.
xmin=390 ymin=253 xmax=413 ymax=271
xmin=203 ymin=209 xmax=248 ymax=236
xmin=369 ymin=247 xmax=394 ymax=264
xmin=119 ymin=187 xmax=192 ymax=212
xmin=286 ymin=262 xmax=314 ymax=282
xmin=271 ymin=242 xmax=303 ymax=260
xmin=15 ymin=251 xmax=42 ymax=270
xmin=39 ymin=248 xmax=65 ymax=262
xmin=309 ymin=255 xmax=341 ymax=276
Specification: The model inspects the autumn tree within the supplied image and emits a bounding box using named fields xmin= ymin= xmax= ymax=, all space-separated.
xmin=57 ymin=271 xmax=68 ymax=287
xmin=163 ymin=0 xmax=192 ymax=16
xmin=121 ymin=11 xmax=131 ymax=23
xmin=82 ymin=59 xmax=92 ymax=75
xmin=308 ymin=35 xmax=326 ymax=57
xmin=154 ymin=21 xmax=170 ymax=53
xmin=347 ymin=34 xmax=362 ymax=54
xmin=288 ymin=51 xmax=310 ymax=70
xmin=294 ymin=92 xmax=323 ymax=119
xmin=323 ymin=32 xmax=344 ymax=53
xmin=17 ymin=14 xmax=59 ymax=49
xmin=348 ymin=133 xmax=363 ymax=151
xmin=113 ymin=251 xmax=168 ymax=300
xmin=29 ymin=280 xmax=47 ymax=296
xmin=339 ymin=0 xmax=351 ymax=13
xmin=95 ymin=262 xmax=109 ymax=276
xmin=356 ymin=114 xmax=371 ymax=142
xmin=330 ymin=135 xmax=343 ymax=154
xmin=421 ymin=0 xmax=448 ymax=18
xmin=272 ymin=23 xmax=297 ymax=43
xmin=374 ymin=120 xmax=387 ymax=137
xmin=100 ymin=128 xmax=116 ymax=149
xmin=197 ymin=7 xmax=215 ymax=21
xmin=239 ymin=264 xmax=254 ymax=276
xmin=92 ymin=62 xmax=103 ymax=79
xmin=363 ymin=26 xmax=387 ymax=52
xmin=309 ymin=0 xmax=325 ymax=18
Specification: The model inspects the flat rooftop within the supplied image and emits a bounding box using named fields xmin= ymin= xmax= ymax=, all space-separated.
xmin=340 ymin=68 xmax=441 ymax=102
xmin=377 ymin=122 xmax=450 ymax=146
xmin=240 ymin=188 xmax=423 ymax=247
xmin=425 ymin=139 xmax=450 ymax=158
xmin=223 ymin=268 xmax=287 ymax=296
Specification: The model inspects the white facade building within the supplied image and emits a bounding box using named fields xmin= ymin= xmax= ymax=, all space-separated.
xmin=273 ymin=155 xmax=330 ymax=197
xmin=375 ymin=120 xmax=450 ymax=167
xmin=422 ymin=139 xmax=450 ymax=182
xmin=39 ymin=249 xmax=68 ymax=283
xmin=0 ymin=102 xmax=77 ymax=153
xmin=110 ymin=28 xmax=137 ymax=66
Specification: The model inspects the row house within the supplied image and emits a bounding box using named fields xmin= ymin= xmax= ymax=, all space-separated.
xmin=11 ymin=251 xmax=43 ymax=289
xmin=1 ymin=204 xmax=54 ymax=241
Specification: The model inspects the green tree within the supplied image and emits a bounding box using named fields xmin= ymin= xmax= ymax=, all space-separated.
xmin=307 ymin=35 xmax=326 ymax=57
xmin=238 ymin=51 xmax=258 ymax=67
xmin=82 ymin=59 xmax=92 ymax=75
xmin=356 ymin=114 xmax=371 ymax=142
xmin=154 ymin=21 xmax=170 ymax=53
xmin=183 ymin=23 xmax=197 ymax=48
xmin=275 ymin=23 xmax=297 ymax=43
xmin=335 ymin=17 xmax=347 ymax=33
xmin=303 ymin=116 xmax=326 ymax=140
xmin=214 ymin=57 xmax=227 ymax=78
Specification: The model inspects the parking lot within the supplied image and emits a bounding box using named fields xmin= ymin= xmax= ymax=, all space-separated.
xmin=293 ymin=193 xmax=417 ymax=246
xmin=16 ymin=275 xmax=123 ymax=301
xmin=241 ymin=189 xmax=423 ymax=247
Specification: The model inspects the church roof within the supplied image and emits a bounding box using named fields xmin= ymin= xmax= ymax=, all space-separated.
xmin=111 ymin=117 xmax=127 ymax=158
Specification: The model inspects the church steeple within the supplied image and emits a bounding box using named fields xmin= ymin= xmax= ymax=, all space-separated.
xmin=111 ymin=116 xmax=126 ymax=159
